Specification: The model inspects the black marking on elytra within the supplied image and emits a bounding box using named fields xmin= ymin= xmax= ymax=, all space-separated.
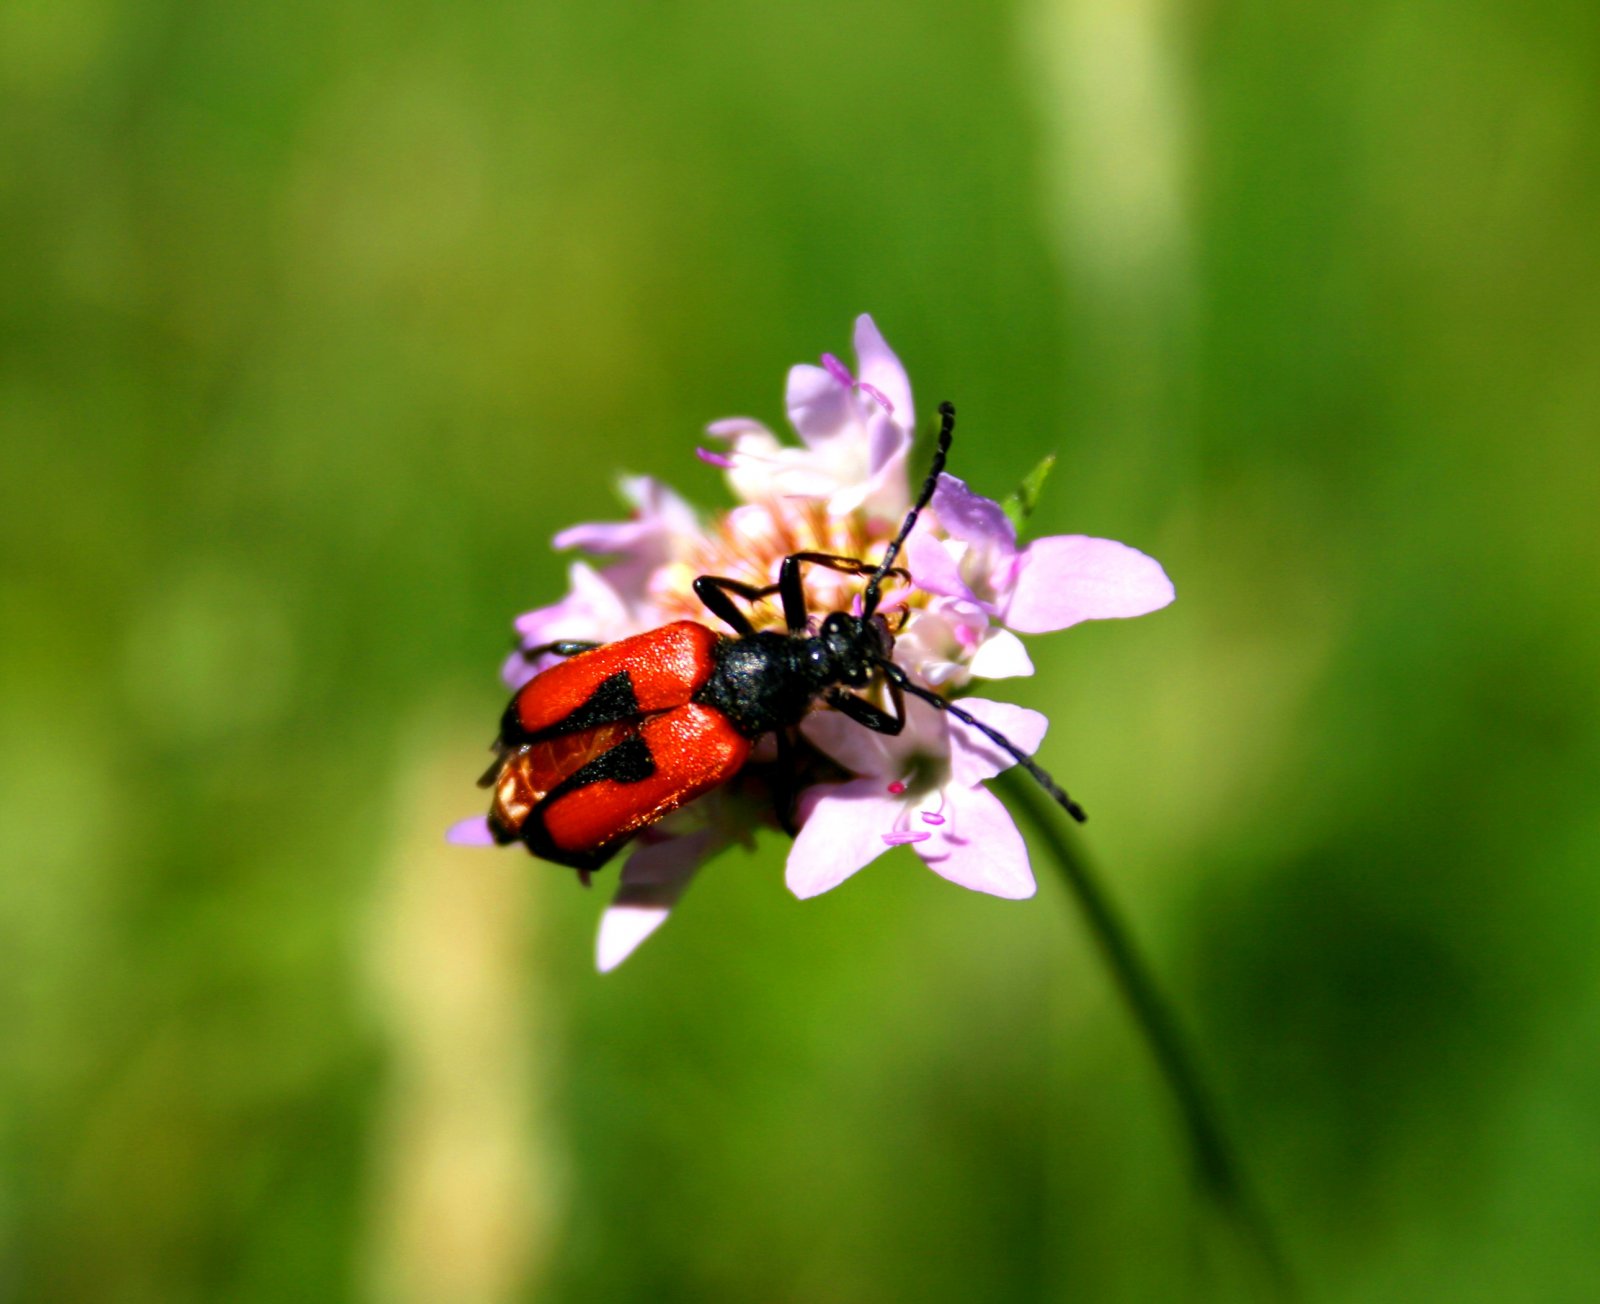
xmin=549 ymin=732 xmax=656 ymax=795
xmin=518 ymin=734 xmax=658 ymax=870
xmin=500 ymin=670 xmax=640 ymax=747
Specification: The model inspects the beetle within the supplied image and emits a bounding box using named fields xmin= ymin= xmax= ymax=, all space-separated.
xmin=476 ymin=402 xmax=1087 ymax=875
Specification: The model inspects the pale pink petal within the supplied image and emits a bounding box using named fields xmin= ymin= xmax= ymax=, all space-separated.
xmin=552 ymin=476 xmax=697 ymax=555
xmin=904 ymin=530 xmax=973 ymax=601
xmin=892 ymin=603 xmax=993 ymax=688
xmin=786 ymin=780 xmax=900 ymax=898
xmin=554 ymin=518 xmax=654 ymax=555
xmin=622 ymin=826 xmax=725 ymax=886
xmin=828 ymin=432 xmax=909 ymax=519
xmin=946 ymin=697 xmax=1049 ymax=787
xmin=852 ymin=314 xmax=914 ymax=429
xmin=724 ymin=429 xmax=841 ymax=502
xmin=786 ymin=363 xmax=854 ymax=447
xmin=932 ymin=474 xmax=1016 ymax=551
xmin=799 ymin=707 xmax=896 ymax=780
xmin=512 ymin=563 xmax=623 ymax=641
xmin=505 ymin=562 xmax=631 ymax=688
xmin=595 ymin=828 xmax=719 ymax=972
xmin=965 ymin=629 xmax=1035 ymax=681
xmin=623 ymin=474 xmax=700 ymax=537
xmin=706 ymin=416 xmax=770 ymax=438
xmin=916 ymin=785 xmax=1036 ymax=898
xmin=446 ymin=816 xmax=496 ymax=847
xmin=1006 ymin=535 xmax=1175 ymax=634
xmin=597 ymin=907 xmax=672 ymax=972
xmin=864 ymin=408 xmax=908 ymax=474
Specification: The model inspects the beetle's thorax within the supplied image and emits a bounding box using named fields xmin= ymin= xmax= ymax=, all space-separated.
xmin=693 ymin=614 xmax=892 ymax=739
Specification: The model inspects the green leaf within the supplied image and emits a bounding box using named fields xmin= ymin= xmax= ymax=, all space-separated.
xmin=1001 ymin=452 xmax=1057 ymax=531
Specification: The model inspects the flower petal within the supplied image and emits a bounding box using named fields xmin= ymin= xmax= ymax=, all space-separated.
xmin=1006 ymin=535 xmax=1175 ymax=634
xmin=800 ymin=709 xmax=894 ymax=784
xmin=706 ymin=416 xmax=769 ymax=438
xmin=446 ymin=816 xmax=496 ymax=847
xmin=596 ymin=907 xmax=672 ymax=973
xmin=891 ymin=603 xmax=994 ymax=688
xmin=622 ymin=825 xmax=725 ymax=886
xmin=916 ymin=785 xmax=1036 ymax=898
xmin=595 ymin=828 xmax=720 ymax=972
xmin=786 ymin=363 xmax=855 ymax=447
xmin=504 ymin=562 xmax=633 ymax=687
xmin=722 ymin=427 xmax=843 ymax=502
xmin=965 ymin=628 xmax=1035 ymax=680
xmin=786 ymin=780 xmax=899 ymax=898
xmin=827 ymin=424 xmax=909 ymax=519
xmin=552 ymin=476 xmax=696 ymax=557
xmin=852 ymin=314 xmax=914 ymax=430
xmin=932 ymin=473 xmax=1016 ymax=551
xmin=905 ymin=530 xmax=973 ymax=602
xmin=946 ymin=697 xmax=1049 ymax=787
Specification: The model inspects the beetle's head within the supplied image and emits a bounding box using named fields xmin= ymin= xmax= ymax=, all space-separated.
xmin=818 ymin=611 xmax=895 ymax=687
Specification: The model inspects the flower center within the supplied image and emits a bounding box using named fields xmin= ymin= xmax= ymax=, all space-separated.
xmin=652 ymin=498 xmax=922 ymax=632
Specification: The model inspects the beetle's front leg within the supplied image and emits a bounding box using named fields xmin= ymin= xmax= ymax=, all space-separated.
xmin=825 ymin=680 xmax=906 ymax=735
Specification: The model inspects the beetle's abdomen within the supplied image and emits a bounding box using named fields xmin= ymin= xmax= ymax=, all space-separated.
xmin=487 ymin=721 xmax=639 ymax=841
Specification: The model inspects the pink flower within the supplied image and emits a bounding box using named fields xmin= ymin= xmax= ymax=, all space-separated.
xmin=454 ymin=315 xmax=1175 ymax=970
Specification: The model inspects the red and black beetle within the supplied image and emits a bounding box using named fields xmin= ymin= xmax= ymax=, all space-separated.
xmin=477 ymin=402 xmax=1087 ymax=874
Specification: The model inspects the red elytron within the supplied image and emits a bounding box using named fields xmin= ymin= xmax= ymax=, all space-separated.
xmin=476 ymin=403 xmax=1087 ymax=875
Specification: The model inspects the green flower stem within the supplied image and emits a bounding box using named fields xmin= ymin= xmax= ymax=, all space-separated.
xmin=999 ymin=771 xmax=1293 ymax=1298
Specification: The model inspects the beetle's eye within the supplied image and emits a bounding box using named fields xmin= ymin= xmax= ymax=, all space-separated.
xmin=869 ymin=615 xmax=896 ymax=656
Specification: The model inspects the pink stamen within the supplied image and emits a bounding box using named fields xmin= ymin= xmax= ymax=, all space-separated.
xmin=887 ymin=780 xmax=907 ymax=795
xmin=882 ymin=831 xmax=931 ymax=846
xmin=858 ymin=381 xmax=894 ymax=415
xmin=696 ymin=447 xmax=735 ymax=469
xmin=920 ymin=811 xmax=945 ymax=826
xmin=821 ymin=353 xmax=855 ymax=387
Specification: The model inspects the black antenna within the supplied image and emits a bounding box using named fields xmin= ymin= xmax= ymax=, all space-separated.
xmin=862 ymin=401 xmax=956 ymax=619
xmin=876 ymin=659 xmax=1088 ymax=823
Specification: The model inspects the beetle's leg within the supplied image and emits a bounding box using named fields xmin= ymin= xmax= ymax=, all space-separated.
xmin=783 ymin=551 xmax=874 ymax=577
xmin=777 ymin=556 xmax=808 ymax=634
xmin=519 ymin=639 xmax=601 ymax=662
xmin=771 ymin=727 xmax=801 ymax=836
xmin=784 ymin=552 xmax=909 ymax=586
xmin=772 ymin=553 xmax=912 ymax=633
xmin=825 ymin=680 xmax=906 ymax=736
xmin=779 ymin=552 xmax=912 ymax=621
xmin=693 ymin=575 xmax=777 ymax=635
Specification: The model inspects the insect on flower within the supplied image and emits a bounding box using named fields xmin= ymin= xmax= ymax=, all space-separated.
xmin=453 ymin=316 xmax=1174 ymax=968
xmin=472 ymin=402 xmax=1096 ymax=878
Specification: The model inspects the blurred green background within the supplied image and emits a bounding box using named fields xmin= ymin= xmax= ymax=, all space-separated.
xmin=4 ymin=0 xmax=1598 ymax=1299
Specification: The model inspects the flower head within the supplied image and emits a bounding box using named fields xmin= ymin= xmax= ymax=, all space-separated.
xmin=453 ymin=314 xmax=1175 ymax=969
